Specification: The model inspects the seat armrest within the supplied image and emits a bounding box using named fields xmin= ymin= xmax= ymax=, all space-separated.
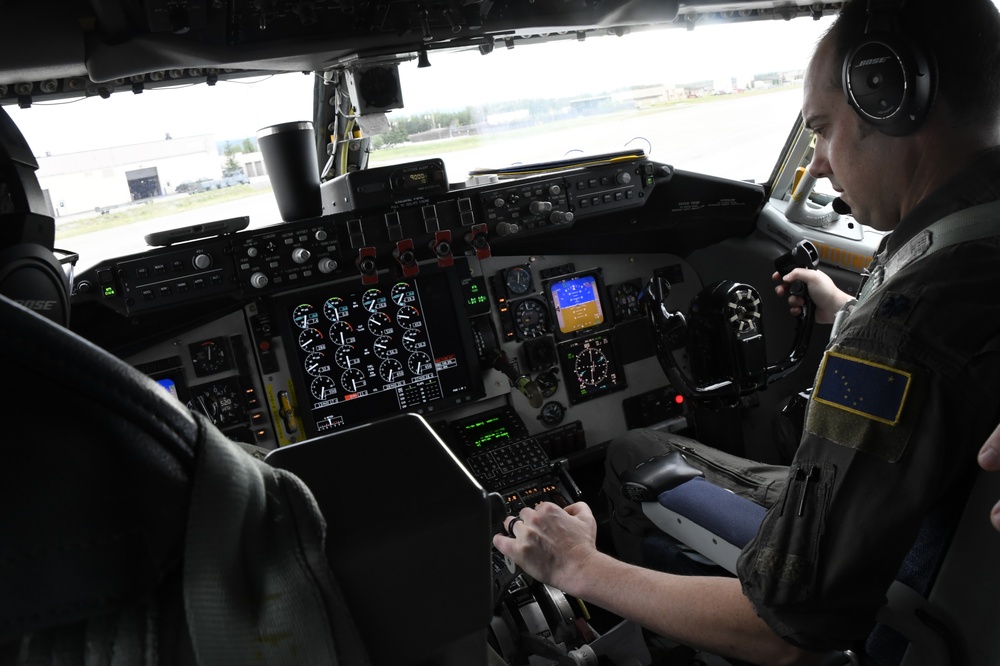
xmin=641 ymin=478 xmax=767 ymax=574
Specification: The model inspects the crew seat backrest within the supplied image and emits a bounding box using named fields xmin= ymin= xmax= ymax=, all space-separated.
xmin=0 ymin=295 xmax=369 ymax=664
xmin=637 ymin=456 xmax=1000 ymax=665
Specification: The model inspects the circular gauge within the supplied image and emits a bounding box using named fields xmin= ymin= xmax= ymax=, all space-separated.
xmin=329 ymin=320 xmax=355 ymax=345
xmin=362 ymin=288 xmax=384 ymax=312
xmin=334 ymin=345 xmax=361 ymax=369
xmin=396 ymin=305 xmax=421 ymax=328
xmin=292 ymin=304 xmax=318 ymax=329
xmin=341 ymin=367 xmax=367 ymax=393
xmin=186 ymin=380 xmax=244 ymax=428
xmin=402 ymin=328 xmax=425 ymax=352
xmin=575 ymin=347 xmax=609 ymax=386
xmin=726 ymin=287 xmax=762 ymax=333
xmin=310 ymin=375 xmax=337 ymax=401
xmin=514 ymin=298 xmax=550 ymax=339
xmin=323 ymin=296 xmax=347 ymax=322
xmin=298 ymin=327 xmax=325 ymax=351
xmin=379 ymin=358 xmax=405 ymax=382
xmin=373 ymin=335 xmax=397 ymax=359
xmin=367 ymin=311 xmax=393 ymax=336
xmin=538 ymin=401 xmax=566 ymax=427
xmin=391 ymin=282 xmax=416 ymax=306
xmin=535 ymin=370 xmax=559 ymax=398
xmin=407 ymin=351 xmax=433 ymax=375
xmin=304 ymin=352 xmax=328 ymax=376
xmin=613 ymin=282 xmax=643 ymax=320
xmin=190 ymin=338 xmax=229 ymax=376
xmin=505 ymin=266 xmax=533 ymax=296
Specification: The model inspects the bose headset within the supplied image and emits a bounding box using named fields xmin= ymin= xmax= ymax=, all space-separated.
xmin=842 ymin=0 xmax=937 ymax=136
xmin=0 ymin=106 xmax=71 ymax=328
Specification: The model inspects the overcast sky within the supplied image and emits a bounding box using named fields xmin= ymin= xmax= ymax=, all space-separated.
xmin=7 ymin=16 xmax=832 ymax=157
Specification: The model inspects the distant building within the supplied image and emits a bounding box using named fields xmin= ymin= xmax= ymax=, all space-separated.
xmin=35 ymin=135 xmax=224 ymax=216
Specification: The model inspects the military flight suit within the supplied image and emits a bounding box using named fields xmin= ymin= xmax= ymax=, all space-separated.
xmin=606 ymin=146 xmax=1000 ymax=655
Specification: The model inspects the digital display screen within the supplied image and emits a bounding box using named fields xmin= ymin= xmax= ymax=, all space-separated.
xmin=449 ymin=406 xmax=530 ymax=454
xmin=157 ymin=378 xmax=179 ymax=398
xmin=558 ymin=333 xmax=627 ymax=405
xmin=278 ymin=269 xmax=483 ymax=436
xmin=548 ymin=273 xmax=605 ymax=335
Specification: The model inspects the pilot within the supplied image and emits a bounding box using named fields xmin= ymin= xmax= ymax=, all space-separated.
xmin=493 ymin=0 xmax=1000 ymax=663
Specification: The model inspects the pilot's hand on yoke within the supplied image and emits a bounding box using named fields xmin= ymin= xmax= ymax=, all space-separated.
xmin=493 ymin=501 xmax=599 ymax=596
xmin=772 ymin=268 xmax=853 ymax=324
xmin=979 ymin=422 xmax=1000 ymax=532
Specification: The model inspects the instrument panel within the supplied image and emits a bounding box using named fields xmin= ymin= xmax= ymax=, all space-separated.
xmin=72 ymin=153 xmax=768 ymax=497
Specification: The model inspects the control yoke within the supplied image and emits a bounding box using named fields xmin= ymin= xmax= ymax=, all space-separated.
xmin=641 ymin=240 xmax=819 ymax=403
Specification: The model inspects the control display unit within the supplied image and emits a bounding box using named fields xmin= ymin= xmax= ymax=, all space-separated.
xmin=277 ymin=268 xmax=484 ymax=436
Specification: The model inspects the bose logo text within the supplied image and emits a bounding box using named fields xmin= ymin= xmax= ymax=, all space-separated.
xmin=858 ymin=57 xmax=891 ymax=67
xmin=16 ymin=299 xmax=57 ymax=311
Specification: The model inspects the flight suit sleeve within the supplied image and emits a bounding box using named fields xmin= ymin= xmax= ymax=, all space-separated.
xmin=736 ymin=271 xmax=1000 ymax=651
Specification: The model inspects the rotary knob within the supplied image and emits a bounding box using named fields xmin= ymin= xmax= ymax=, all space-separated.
xmin=250 ymin=272 xmax=269 ymax=289
xmin=192 ymin=253 xmax=212 ymax=270
xmin=292 ymin=248 xmax=311 ymax=264
xmin=318 ymin=257 xmax=337 ymax=274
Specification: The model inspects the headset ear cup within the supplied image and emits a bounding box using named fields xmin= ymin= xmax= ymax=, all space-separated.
xmin=0 ymin=243 xmax=71 ymax=327
xmin=843 ymin=32 xmax=935 ymax=136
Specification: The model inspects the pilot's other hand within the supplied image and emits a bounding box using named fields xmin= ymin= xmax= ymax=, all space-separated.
xmin=493 ymin=501 xmax=598 ymax=595
xmin=773 ymin=268 xmax=853 ymax=325
xmin=978 ymin=422 xmax=1000 ymax=532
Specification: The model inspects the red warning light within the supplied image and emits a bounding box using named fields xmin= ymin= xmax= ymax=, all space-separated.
xmin=674 ymin=394 xmax=685 ymax=405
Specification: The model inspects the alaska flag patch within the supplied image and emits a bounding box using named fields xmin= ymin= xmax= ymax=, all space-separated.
xmin=813 ymin=351 xmax=911 ymax=425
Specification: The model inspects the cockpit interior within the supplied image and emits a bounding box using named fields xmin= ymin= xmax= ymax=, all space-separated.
xmin=2 ymin=1 xmax=999 ymax=664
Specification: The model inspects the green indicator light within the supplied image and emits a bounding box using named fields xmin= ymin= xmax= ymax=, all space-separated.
xmin=103 ymin=286 xmax=117 ymax=297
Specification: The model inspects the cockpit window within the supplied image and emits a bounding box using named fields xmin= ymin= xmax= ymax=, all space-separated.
xmin=5 ymin=16 xmax=832 ymax=272
xmin=372 ymin=19 xmax=833 ymax=182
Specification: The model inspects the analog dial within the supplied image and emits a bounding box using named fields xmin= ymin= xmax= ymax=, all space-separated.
xmin=539 ymin=401 xmax=566 ymax=427
xmin=190 ymin=338 xmax=230 ymax=376
xmin=310 ymin=375 xmax=337 ymax=401
xmin=373 ymin=335 xmax=397 ymax=359
xmin=323 ymin=297 xmax=347 ymax=322
xmin=407 ymin=351 xmax=433 ymax=375
xmin=334 ymin=345 xmax=361 ymax=369
xmin=328 ymin=320 xmax=355 ymax=346
xmin=514 ymin=298 xmax=550 ymax=339
xmin=505 ymin=266 xmax=533 ymax=296
xmin=613 ymin=282 xmax=643 ymax=320
xmin=395 ymin=305 xmax=421 ymax=328
xmin=391 ymin=282 xmax=416 ymax=306
xmin=304 ymin=352 xmax=329 ymax=376
xmin=402 ymin=328 xmax=425 ymax=352
xmin=292 ymin=304 xmax=318 ymax=329
xmin=367 ymin=311 xmax=393 ymax=336
xmin=298 ymin=327 xmax=325 ymax=352
xmin=362 ymin=288 xmax=385 ymax=312
xmin=379 ymin=358 xmax=405 ymax=382
xmin=341 ymin=367 xmax=367 ymax=393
